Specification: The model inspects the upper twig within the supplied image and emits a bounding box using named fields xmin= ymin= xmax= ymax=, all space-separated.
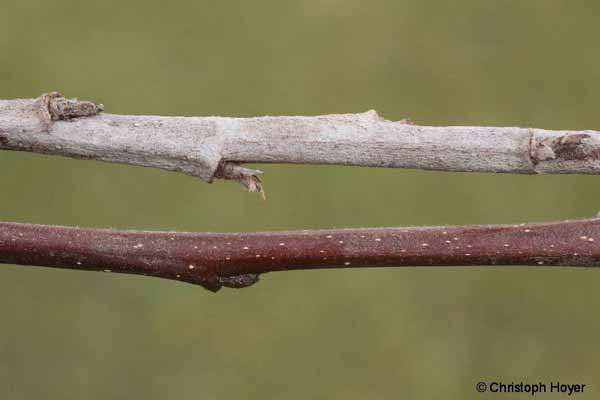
xmin=1 ymin=92 xmax=600 ymax=194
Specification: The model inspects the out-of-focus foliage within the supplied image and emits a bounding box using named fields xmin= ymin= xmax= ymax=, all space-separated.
xmin=1 ymin=1 xmax=600 ymax=398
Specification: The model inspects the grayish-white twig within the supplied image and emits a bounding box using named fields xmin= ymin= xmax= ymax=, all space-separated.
xmin=2 ymin=92 xmax=600 ymax=194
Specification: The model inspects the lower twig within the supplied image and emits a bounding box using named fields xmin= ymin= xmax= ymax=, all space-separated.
xmin=1 ymin=218 xmax=600 ymax=292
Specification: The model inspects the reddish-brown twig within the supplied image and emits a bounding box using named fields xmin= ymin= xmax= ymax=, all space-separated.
xmin=1 ymin=218 xmax=599 ymax=292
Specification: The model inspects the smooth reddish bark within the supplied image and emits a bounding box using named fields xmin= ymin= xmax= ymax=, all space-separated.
xmin=1 ymin=218 xmax=599 ymax=292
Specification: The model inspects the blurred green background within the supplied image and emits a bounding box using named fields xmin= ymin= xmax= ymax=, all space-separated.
xmin=2 ymin=0 xmax=600 ymax=398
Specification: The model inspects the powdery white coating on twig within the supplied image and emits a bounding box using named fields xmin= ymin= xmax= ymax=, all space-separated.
xmin=2 ymin=93 xmax=600 ymax=193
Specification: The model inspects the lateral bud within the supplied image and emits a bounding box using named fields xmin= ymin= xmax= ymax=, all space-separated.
xmin=35 ymin=91 xmax=104 ymax=131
